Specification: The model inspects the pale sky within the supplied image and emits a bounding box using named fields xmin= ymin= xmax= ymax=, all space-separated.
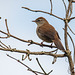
xmin=0 ymin=0 xmax=75 ymax=75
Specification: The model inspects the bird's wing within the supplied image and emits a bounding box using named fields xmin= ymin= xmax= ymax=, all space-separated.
xmin=38 ymin=24 xmax=56 ymax=40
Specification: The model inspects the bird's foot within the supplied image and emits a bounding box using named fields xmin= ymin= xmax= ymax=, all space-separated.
xmin=40 ymin=41 xmax=44 ymax=47
xmin=50 ymin=43 xmax=53 ymax=48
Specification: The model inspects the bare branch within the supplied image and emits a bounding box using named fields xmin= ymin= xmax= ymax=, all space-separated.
xmin=62 ymin=0 xmax=67 ymax=12
xmin=22 ymin=7 xmax=64 ymax=20
xmin=0 ymin=36 xmax=9 ymax=39
xmin=63 ymin=28 xmax=75 ymax=52
xmin=67 ymin=24 xmax=75 ymax=35
xmin=48 ymin=70 xmax=53 ymax=75
xmin=5 ymin=19 xmax=10 ymax=35
xmin=66 ymin=0 xmax=73 ymax=18
xmin=0 ymin=19 xmax=10 ymax=38
xmin=36 ymin=58 xmax=47 ymax=74
xmin=52 ymin=50 xmax=58 ymax=64
xmin=67 ymin=32 xmax=75 ymax=50
xmin=69 ymin=3 xmax=72 ymax=18
xmin=6 ymin=54 xmax=39 ymax=75
xmin=0 ymin=41 xmax=9 ymax=48
xmin=22 ymin=50 xmax=32 ymax=61
xmin=0 ymin=30 xmax=56 ymax=48
xmin=36 ymin=58 xmax=53 ymax=75
xmin=0 ymin=48 xmax=66 ymax=57
xmin=50 ymin=0 xmax=53 ymax=13
xmin=64 ymin=20 xmax=69 ymax=50
xmin=0 ymin=44 xmax=5 ymax=48
xmin=69 ymin=17 xmax=75 ymax=20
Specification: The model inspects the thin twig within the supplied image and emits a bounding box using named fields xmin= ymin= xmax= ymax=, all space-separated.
xmin=69 ymin=17 xmax=75 ymax=20
xmin=67 ymin=24 xmax=75 ymax=35
xmin=22 ymin=50 xmax=32 ymax=61
xmin=0 ymin=44 xmax=5 ymax=48
xmin=36 ymin=58 xmax=47 ymax=74
xmin=0 ymin=41 xmax=9 ymax=48
xmin=5 ymin=19 xmax=10 ymax=35
xmin=50 ymin=0 xmax=53 ymax=13
xmin=66 ymin=0 xmax=72 ymax=18
xmin=36 ymin=58 xmax=53 ymax=75
xmin=6 ymin=54 xmax=38 ymax=75
xmin=0 ymin=36 xmax=9 ymax=39
xmin=22 ymin=7 xmax=64 ymax=20
xmin=50 ymin=49 xmax=58 ymax=53
xmin=69 ymin=3 xmax=72 ymax=18
xmin=67 ymin=32 xmax=75 ymax=50
xmin=0 ymin=19 xmax=10 ymax=39
xmin=62 ymin=0 xmax=67 ymax=12
xmin=47 ymin=70 xmax=53 ymax=75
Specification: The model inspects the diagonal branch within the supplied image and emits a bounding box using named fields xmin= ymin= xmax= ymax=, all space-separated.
xmin=67 ymin=24 xmax=75 ymax=35
xmin=36 ymin=58 xmax=47 ymax=74
xmin=0 ymin=41 xmax=9 ymax=49
xmin=6 ymin=54 xmax=43 ymax=75
xmin=0 ymin=30 xmax=56 ymax=48
xmin=62 ymin=0 xmax=67 ymax=12
xmin=22 ymin=7 xmax=64 ymax=20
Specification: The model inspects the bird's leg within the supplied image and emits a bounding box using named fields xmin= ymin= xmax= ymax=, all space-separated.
xmin=40 ymin=41 xmax=44 ymax=47
xmin=50 ymin=42 xmax=53 ymax=48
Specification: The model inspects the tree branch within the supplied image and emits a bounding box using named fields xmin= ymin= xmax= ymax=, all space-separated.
xmin=0 ymin=48 xmax=66 ymax=57
xmin=62 ymin=0 xmax=67 ymax=12
xmin=67 ymin=24 xmax=75 ymax=35
xmin=66 ymin=0 xmax=73 ymax=18
xmin=64 ymin=20 xmax=69 ymax=50
xmin=0 ymin=30 xmax=56 ymax=48
xmin=22 ymin=7 xmax=64 ymax=20
xmin=6 ymin=54 xmax=44 ymax=75
xmin=36 ymin=58 xmax=47 ymax=74
xmin=50 ymin=0 xmax=53 ymax=13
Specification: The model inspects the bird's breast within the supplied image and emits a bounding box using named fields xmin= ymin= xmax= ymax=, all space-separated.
xmin=36 ymin=26 xmax=53 ymax=43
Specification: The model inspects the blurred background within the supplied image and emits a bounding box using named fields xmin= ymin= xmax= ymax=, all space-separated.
xmin=0 ymin=0 xmax=75 ymax=75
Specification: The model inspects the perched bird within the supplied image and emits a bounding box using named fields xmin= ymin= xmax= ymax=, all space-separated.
xmin=32 ymin=17 xmax=65 ymax=50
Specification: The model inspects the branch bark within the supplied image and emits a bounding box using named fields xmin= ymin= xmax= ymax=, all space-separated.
xmin=22 ymin=7 xmax=64 ymax=21
xmin=0 ymin=48 xmax=65 ymax=57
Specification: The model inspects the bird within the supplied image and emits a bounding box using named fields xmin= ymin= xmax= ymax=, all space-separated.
xmin=32 ymin=17 xmax=65 ymax=51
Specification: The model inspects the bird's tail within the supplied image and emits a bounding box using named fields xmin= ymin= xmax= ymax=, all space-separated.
xmin=54 ymin=38 xmax=65 ymax=51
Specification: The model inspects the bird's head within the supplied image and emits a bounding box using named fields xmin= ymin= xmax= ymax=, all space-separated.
xmin=32 ymin=17 xmax=48 ymax=26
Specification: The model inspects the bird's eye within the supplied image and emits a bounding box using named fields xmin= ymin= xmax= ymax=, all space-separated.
xmin=37 ymin=19 xmax=40 ymax=22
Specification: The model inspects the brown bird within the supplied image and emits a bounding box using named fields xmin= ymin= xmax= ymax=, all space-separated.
xmin=32 ymin=17 xmax=65 ymax=50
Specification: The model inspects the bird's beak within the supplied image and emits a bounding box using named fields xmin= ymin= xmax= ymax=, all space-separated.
xmin=32 ymin=20 xmax=36 ymax=22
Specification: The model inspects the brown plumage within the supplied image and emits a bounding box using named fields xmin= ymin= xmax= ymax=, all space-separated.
xmin=32 ymin=17 xmax=65 ymax=50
